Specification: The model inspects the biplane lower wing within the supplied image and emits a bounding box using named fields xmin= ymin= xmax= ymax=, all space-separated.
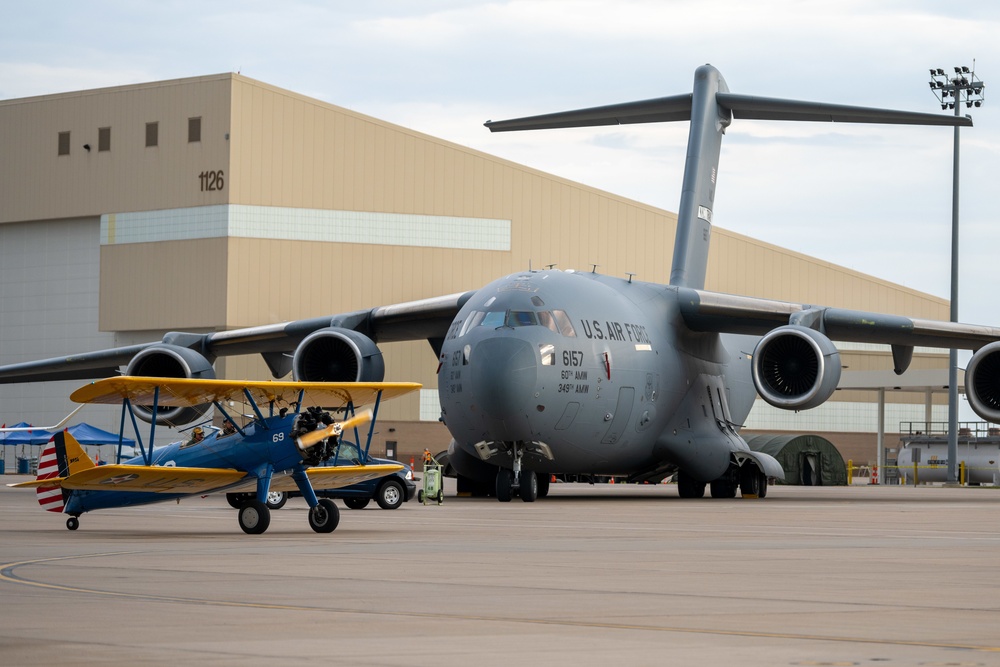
xmin=57 ymin=465 xmax=248 ymax=494
xmin=219 ymin=464 xmax=404 ymax=495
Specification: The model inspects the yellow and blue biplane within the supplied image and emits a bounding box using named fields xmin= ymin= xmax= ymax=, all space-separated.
xmin=7 ymin=376 xmax=420 ymax=534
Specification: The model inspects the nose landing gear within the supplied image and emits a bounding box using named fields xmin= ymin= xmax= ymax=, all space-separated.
xmin=495 ymin=442 xmax=537 ymax=502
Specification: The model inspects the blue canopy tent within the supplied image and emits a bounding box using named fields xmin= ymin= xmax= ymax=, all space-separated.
xmin=65 ymin=423 xmax=137 ymax=464
xmin=0 ymin=422 xmax=53 ymax=474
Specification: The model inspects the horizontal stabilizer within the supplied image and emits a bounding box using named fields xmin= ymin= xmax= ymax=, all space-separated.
xmin=485 ymin=94 xmax=693 ymax=132
xmin=717 ymin=93 xmax=973 ymax=126
xmin=485 ymin=92 xmax=970 ymax=133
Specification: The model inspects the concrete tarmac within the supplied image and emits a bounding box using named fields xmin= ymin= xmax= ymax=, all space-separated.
xmin=1 ymin=477 xmax=999 ymax=666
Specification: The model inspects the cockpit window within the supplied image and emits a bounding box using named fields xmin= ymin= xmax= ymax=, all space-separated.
xmin=480 ymin=311 xmax=506 ymax=329
xmin=552 ymin=310 xmax=577 ymax=337
xmin=506 ymin=311 xmax=537 ymax=327
xmin=539 ymin=343 xmax=555 ymax=365
xmin=460 ymin=308 xmax=576 ymax=337
xmin=459 ymin=311 xmax=485 ymax=337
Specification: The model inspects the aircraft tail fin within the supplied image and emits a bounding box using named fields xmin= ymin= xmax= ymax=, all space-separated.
xmin=33 ymin=440 xmax=69 ymax=513
xmin=55 ymin=430 xmax=97 ymax=476
xmin=485 ymin=64 xmax=971 ymax=292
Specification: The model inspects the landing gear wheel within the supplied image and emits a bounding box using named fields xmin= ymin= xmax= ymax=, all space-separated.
xmin=344 ymin=497 xmax=371 ymax=510
xmin=536 ymin=474 xmax=551 ymax=498
xmin=376 ymin=479 xmax=404 ymax=510
xmin=740 ymin=465 xmax=760 ymax=497
xmin=758 ymin=473 xmax=769 ymax=498
xmin=309 ymin=498 xmax=340 ymax=533
xmin=496 ymin=468 xmax=514 ymax=502
xmin=265 ymin=491 xmax=287 ymax=509
xmin=519 ymin=469 xmax=538 ymax=502
xmin=66 ymin=516 xmax=79 ymax=531
xmin=238 ymin=500 xmax=270 ymax=534
xmin=677 ymin=472 xmax=706 ymax=498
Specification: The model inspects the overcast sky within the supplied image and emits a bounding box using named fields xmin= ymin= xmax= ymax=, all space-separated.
xmin=2 ymin=1 xmax=998 ymax=333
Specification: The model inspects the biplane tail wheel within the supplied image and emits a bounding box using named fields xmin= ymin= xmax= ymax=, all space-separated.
xmin=238 ymin=500 xmax=271 ymax=534
xmin=66 ymin=516 xmax=80 ymax=531
xmin=309 ymin=498 xmax=340 ymax=533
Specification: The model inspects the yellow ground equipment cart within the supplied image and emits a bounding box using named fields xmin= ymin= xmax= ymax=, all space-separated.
xmin=418 ymin=452 xmax=444 ymax=505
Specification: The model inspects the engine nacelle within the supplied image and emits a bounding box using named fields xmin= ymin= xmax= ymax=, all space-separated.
xmin=125 ymin=344 xmax=216 ymax=425
xmin=292 ymin=328 xmax=385 ymax=382
xmin=751 ymin=325 xmax=841 ymax=411
xmin=965 ymin=341 xmax=1000 ymax=423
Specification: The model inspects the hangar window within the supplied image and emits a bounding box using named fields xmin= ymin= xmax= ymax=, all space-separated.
xmin=58 ymin=131 xmax=70 ymax=156
xmin=146 ymin=122 xmax=158 ymax=147
xmin=188 ymin=116 xmax=201 ymax=143
xmin=98 ymin=127 xmax=111 ymax=152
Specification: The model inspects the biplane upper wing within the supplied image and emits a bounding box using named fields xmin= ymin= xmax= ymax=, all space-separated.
xmin=69 ymin=377 xmax=422 ymax=408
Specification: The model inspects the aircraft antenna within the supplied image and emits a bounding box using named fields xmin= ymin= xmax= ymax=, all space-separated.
xmin=591 ymin=264 xmax=599 ymax=274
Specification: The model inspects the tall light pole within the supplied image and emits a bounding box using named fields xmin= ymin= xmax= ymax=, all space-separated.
xmin=927 ymin=65 xmax=985 ymax=483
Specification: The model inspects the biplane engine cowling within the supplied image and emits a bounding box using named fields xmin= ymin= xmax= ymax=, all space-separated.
xmin=751 ymin=325 xmax=842 ymax=411
xmin=124 ymin=344 xmax=216 ymax=425
xmin=965 ymin=341 xmax=1000 ymax=423
xmin=292 ymin=328 xmax=386 ymax=383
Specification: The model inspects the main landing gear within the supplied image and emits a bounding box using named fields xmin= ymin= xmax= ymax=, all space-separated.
xmin=236 ymin=494 xmax=340 ymax=534
xmin=678 ymin=464 xmax=769 ymax=500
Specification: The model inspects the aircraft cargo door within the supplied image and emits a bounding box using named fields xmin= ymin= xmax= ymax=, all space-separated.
xmin=602 ymin=387 xmax=635 ymax=445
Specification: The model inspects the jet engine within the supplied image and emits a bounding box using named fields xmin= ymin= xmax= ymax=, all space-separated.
xmin=965 ymin=341 xmax=1000 ymax=423
xmin=751 ymin=325 xmax=841 ymax=411
xmin=125 ymin=344 xmax=216 ymax=425
xmin=292 ymin=328 xmax=385 ymax=382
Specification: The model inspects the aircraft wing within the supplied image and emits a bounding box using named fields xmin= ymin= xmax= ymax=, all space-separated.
xmin=69 ymin=377 xmax=422 ymax=409
xmin=677 ymin=287 xmax=1000 ymax=351
xmin=0 ymin=291 xmax=476 ymax=384
xmin=54 ymin=465 xmax=248 ymax=494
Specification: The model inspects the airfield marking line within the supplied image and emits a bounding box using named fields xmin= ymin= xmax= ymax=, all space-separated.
xmin=2 ymin=553 xmax=998 ymax=654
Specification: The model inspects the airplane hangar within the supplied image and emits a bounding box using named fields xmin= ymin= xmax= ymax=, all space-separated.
xmin=0 ymin=73 xmax=952 ymax=469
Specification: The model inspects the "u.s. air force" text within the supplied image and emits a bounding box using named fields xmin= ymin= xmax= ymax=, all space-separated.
xmin=580 ymin=320 xmax=651 ymax=343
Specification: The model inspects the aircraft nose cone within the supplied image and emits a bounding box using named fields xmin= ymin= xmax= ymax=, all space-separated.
xmin=471 ymin=337 xmax=537 ymax=419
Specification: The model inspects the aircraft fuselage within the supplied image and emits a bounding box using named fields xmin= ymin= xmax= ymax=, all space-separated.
xmin=438 ymin=269 xmax=757 ymax=483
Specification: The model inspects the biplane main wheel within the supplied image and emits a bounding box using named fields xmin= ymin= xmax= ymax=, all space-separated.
xmin=66 ymin=517 xmax=79 ymax=531
xmin=238 ymin=500 xmax=271 ymax=535
xmin=309 ymin=498 xmax=340 ymax=533
xmin=265 ymin=491 xmax=287 ymax=510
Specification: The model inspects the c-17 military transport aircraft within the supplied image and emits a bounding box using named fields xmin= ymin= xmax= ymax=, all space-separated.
xmin=3 ymin=65 xmax=1000 ymax=503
